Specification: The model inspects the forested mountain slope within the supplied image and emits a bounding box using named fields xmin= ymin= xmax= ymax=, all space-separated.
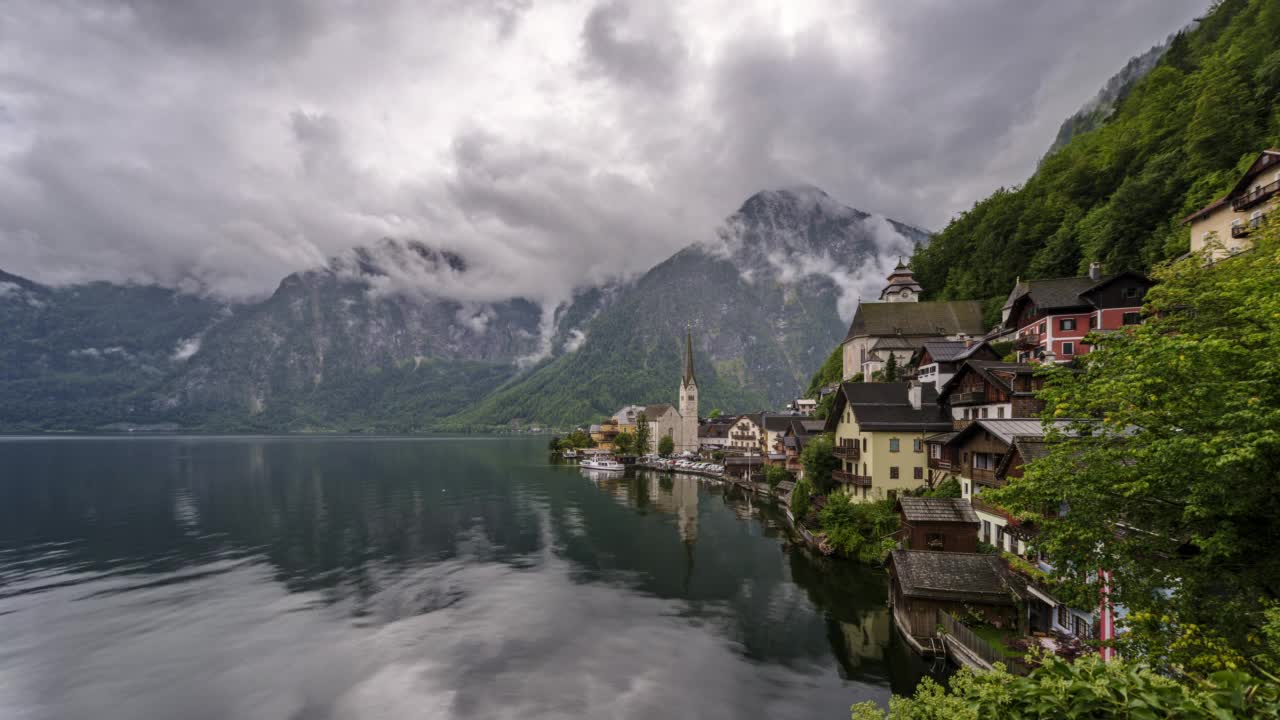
xmin=913 ymin=0 xmax=1280 ymax=318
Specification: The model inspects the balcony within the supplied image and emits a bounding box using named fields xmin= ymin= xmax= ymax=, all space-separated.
xmin=968 ymin=466 xmax=1004 ymax=487
xmin=1232 ymin=213 xmax=1268 ymax=239
xmin=832 ymin=470 xmax=872 ymax=487
xmin=927 ymin=456 xmax=953 ymax=471
xmin=1014 ymin=333 xmax=1043 ymax=350
xmin=833 ymin=442 xmax=860 ymax=460
xmin=952 ymin=390 xmax=986 ymax=405
xmin=730 ymin=433 xmax=756 ymax=442
xmin=1232 ymin=179 xmax=1280 ymax=211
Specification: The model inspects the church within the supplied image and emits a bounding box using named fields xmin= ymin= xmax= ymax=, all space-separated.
xmin=643 ymin=329 xmax=700 ymax=455
xmin=841 ymin=261 xmax=987 ymax=381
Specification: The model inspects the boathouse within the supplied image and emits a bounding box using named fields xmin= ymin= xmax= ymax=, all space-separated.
xmin=895 ymin=497 xmax=980 ymax=553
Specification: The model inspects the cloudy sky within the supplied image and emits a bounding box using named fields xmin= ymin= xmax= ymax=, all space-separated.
xmin=0 ymin=0 xmax=1205 ymax=302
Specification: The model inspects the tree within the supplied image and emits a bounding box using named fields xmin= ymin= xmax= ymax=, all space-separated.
xmin=547 ymin=435 xmax=561 ymax=452
xmin=882 ymin=352 xmax=900 ymax=381
xmin=632 ymin=413 xmax=650 ymax=456
xmin=819 ymin=495 xmax=898 ymax=563
xmin=708 ymin=408 xmax=722 ymax=419
xmin=991 ymin=221 xmax=1280 ymax=675
xmin=789 ymin=477 xmax=813 ymax=519
xmin=657 ymin=434 xmax=674 ymax=457
xmin=800 ymin=433 xmax=840 ymax=494
xmin=613 ymin=431 xmax=635 ymax=456
xmin=850 ymin=656 xmax=1279 ymax=720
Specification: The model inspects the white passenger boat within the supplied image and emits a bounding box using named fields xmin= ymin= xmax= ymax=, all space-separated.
xmin=581 ymin=457 xmax=625 ymax=471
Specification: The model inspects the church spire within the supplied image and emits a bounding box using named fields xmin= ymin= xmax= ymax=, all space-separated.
xmin=682 ymin=326 xmax=696 ymax=386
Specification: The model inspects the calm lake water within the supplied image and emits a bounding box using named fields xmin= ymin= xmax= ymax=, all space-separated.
xmin=0 ymin=436 xmax=940 ymax=719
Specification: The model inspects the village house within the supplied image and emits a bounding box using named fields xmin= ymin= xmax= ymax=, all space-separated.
xmin=779 ymin=418 xmax=825 ymax=475
xmin=908 ymin=339 xmax=1000 ymax=392
xmin=1184 ymin=148 xmax=1280 ymax=258
xmin=790 ymin=398 xmax=818 ymax=415
xmin=761 ymin=414 xmax=796 ymax=464
xmin=726 ymin=413 xmax=764 ymax=453
xmin=823 ymin=382 xmax=952 ymax=502
xmin=589 ymin=420 xmax=621 ymax=450
xmin=1001 ymin=266 xmax=1153 ymax=363
xmin=937 ymin=360 xmax=1045 ymax=422
xmin=697 ymin=417 xmax=734 ymax=451
xmin=612 ymin=405 xmax=645 ymax=429
xmin=895 ymin=497 xmax=979 ymax=553
xmin=841 ymin=263 xmax=987 ymax=381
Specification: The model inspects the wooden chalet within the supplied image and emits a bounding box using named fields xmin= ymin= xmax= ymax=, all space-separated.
xmin=888 ymin=550 xmax=1022 ymax=644
xmin=938 ymin=360 xmax=1046 ymax=422
xmin=895 ymin=497 xmax=979 ymax=553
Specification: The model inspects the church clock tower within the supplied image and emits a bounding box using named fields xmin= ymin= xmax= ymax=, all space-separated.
xmin=678 ymin=328 xmax=699 ymax=453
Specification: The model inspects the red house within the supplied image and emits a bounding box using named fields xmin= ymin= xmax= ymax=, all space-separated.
xmin=1001 ymin=265 xmax=1152 ymax=363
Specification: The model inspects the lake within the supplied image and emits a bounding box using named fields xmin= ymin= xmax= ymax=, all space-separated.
xmin=0 ymin=436 xmax=941 ymax=719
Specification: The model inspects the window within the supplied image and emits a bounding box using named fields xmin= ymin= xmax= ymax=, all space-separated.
xmin=1122 ymin=312 xmax=1141 ymax=326
xmin=1060 ymin=318 xmax=1076 ymax=331
xmin=926 ymin=533 xmax=944 ymax=551
xmin=997 ymin=406 xmax=1006 ymax=419
xmin=979 ymin=407 xmax=988 ymax=418
xmin=1061 ymin=342 xmax=1074 ymax=356
xmin=982 ymin=520 xmax=991 ymax=543
xmin=996 ymin=525 xmax=1004 ymax=548
xmin=1057 ymin=605 xmax=1069 ymax=629
xmin=1089 ymin=314 xmax=1098 ymax=329
xmin=1122 ymin=286 xmax=1143 ymax=300
xmin=929 ymin=443 xmax=940 ymax=459
xmin=913 ymin=466 xmax=923 ymax=480
xmin=861 ymin=437 xmax=867 ymax=452
xmin=973 ymin=452 xmax=994 ymax=470
xmin=889 ymin=438 xmax=900 ymax=452
xmin=963 ymin=482 xmax=970 ymax=497
xmin=889 ymin=466 xmax=899 ymax=479
xmin=1074 ymin=616 xmax=1087 ymax=638
xmin=1038 ymin=322 xmax=1046 ymax=335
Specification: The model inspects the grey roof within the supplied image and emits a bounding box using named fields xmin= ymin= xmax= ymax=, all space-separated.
xmin=826 ymin=382 xmax=953 ymax=432
xmin=946 ymin=419 xmax=1083 ymax=448
xmin=924 ymin=431 xmax=959 ymax=444
xmin=897 ymin=497 xmax=979 ymax=524
xmin=1002 ymin=276 xmax=1097 ymax=312
xmin=763 ymin=414 xmax=794 ymax=432
xmin=869 ymin=336 xmax=923 ymax=351
xmin=844 ymin=300 xmax=986 ymax=342
xmin=940 ymin=360 xmax=1038 ymax=398
xmin=1012 ymin=437 xmax=1051 ymax=465
xmin=724 ymin=456 xmax=763 ymax=466
xmin=918 ymin=340 xmax=997 ymax=363
xmin=682 ymin=329 xmax=697 ymax=386
xmin=890 ymin=550 xmax=1015 ymax=604
xmin=643 ymin=404 xmax=676 ymax=419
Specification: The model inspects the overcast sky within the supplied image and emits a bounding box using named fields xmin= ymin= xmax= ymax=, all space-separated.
xmin=0 ymin=0 xmax=1206 ymax=302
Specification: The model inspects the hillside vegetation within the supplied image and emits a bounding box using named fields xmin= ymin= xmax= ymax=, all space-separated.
xmin=914 ymin=0 xmax=1280 ymax=316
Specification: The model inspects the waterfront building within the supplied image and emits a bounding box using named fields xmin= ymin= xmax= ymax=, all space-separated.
xmin=1001 ymin=266 xmax=1152 ymax=363
xmin=823 ymin=382 xmax=952 ymax=502
xmin=1184 ymin=148 xmax=1280 ymax=258
xmin=726 ymin=414 xmax=764 ymax=453
xmin=895 ymin=497 xmax=980 ymax=553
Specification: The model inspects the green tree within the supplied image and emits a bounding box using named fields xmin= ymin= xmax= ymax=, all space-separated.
xmin=633 ymin=413 xmax=651 ymax=456
xmin=708 ymin=408 xmax=722 ymax=419
xmin=800 ymin=433 xmax=840 ymax=494
xmin=991 ymin=221 xmax=1280 ymax=675
xmin=881 ymin=352 xmax=900 ymax=382
xmin=818 ymin=495 xmax=899 ymax=563
xmin=548 ymin=435 xmax=561 ymax=452
xmin=789 ymin=477 xmax=813 ymax=519
xmin=657 ymin=434 xmax=675 ymax=457
xmin=613 ymin=431 xmax=635 ymax=455
xmin=850 ymin=656 xmax=1280 ymax=720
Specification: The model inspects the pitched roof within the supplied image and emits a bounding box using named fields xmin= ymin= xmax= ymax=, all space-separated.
xmin=824 ymin=382 xmax=953 ymax=432
xmin=643 ymin=404 xmax=676 ymax=419
xmin=869 ymin=336 xmax=923 ymax=351
xmin=763 ymin=414 xmax=795 ymax=432
xmin=939 ymin=360 xmax=1039 ymax=399
xmin=682 ymin=329 xmax=697 ymax=386
xmin=1002 ymin=276 xmax=1097 ymax=313
xmin=844 ymin=300 xmax=986 ymax=342
xmin=1184 ymin=149 xmax=1280 ymax=223
xmin=896 ymin=497 xmax=979 ymax=524
xmin=945 ymin=418 xmax=1084 ymax=448
xmin=890 ymin=550 xmax=1015 ymax=604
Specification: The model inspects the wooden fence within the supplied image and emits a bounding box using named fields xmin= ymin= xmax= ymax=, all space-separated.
xmin=937 ymin=610 xmax=1028 ymax=674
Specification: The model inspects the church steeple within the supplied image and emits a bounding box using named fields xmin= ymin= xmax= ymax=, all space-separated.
xmin=879 ymin=257 xmax=923 ymax=303
xmin=682 ymin=327 xmax=696 ymax=387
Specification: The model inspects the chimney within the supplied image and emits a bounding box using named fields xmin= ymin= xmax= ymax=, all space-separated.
xmin=908 ymin=382 xmax=922 ymax=411
xmin=1088 ymin=262 xmax=1102 ymax=281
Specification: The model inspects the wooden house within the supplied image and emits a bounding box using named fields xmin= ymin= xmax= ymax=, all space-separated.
xmin=888 ymin=550 xmax=1021 ymax=645
xmin=895 ymin=497 xmax=979 ymax=553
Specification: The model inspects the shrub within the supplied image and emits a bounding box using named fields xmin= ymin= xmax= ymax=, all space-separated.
xmin=818 ymin=494 xmax=899 ymax=563
xmin=790 ymin=477 xmax=813 ymax=519
xmin=762 ymin=464 xmax=790 ymax=489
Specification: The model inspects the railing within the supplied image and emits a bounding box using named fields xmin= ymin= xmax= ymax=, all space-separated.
xmin=1232 ymin=179 xmax=1280 ymax=211
xmin=1232 ymin=223 xmax=1252 ymax=239
xmin=730 ymin=433 xmax=756 ymax=441
xmin=937 ymin=611 xmax=1027 ymax=673
xmin=1014 ymin=333 xmax=1042 ymax=350
xmin=832 ymin=470 xmax=872 ymax=486
xmin=928 ymin=457 xmax=953 ymax=471
xmin=952 ymin=390 xmax=986 ymax=405
xmin=833 ymin=442 xmax=860 ymax=460
xmin=969 ymin=467 xmax=1001 ymax=486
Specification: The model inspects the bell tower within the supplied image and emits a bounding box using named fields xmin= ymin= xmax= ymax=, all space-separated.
xmin=678 ymin=327 xmax=699 ymax=453
xmin=879 ymin=258 xmax=923 ymax=302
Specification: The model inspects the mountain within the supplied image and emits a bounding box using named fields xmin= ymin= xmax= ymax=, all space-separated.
xmin=913 ymin=0 xmax=1280 ymax=319
xmin=1 ymin=188 xmax=925 ymax=431
xmin=449 ymin=186 xmax=928 ymax=427
xmin=1042 ymin=31 xmax=1181 ymax=160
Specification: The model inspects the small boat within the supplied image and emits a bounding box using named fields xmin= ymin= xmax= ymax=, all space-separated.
xmin=581 ymin=457 xmax=625 ymax=471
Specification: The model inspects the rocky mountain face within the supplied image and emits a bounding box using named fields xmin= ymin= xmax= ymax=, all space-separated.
xmin=451 ymin=187 xmax=928 ymax=427
xmin=0 ymin=188 xmax=926 ymax=431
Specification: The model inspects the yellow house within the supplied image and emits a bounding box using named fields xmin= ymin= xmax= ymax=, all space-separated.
xmin=823 ymin=382 xmax=953 ymax=502
xmin=1184 ymin=149 xmax=1280 ymax=258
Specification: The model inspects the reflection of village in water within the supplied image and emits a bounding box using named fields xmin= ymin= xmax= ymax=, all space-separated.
xmin=580 ymin=467 xmax=923 ymax=684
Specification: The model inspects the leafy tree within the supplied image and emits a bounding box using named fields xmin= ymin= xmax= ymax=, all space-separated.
xmin=613 ymin=431 xmax=635 ymax=455
xmin=657 ymin=434 xmax=674 ymax=457
xmin=818 ymin=495 xmax=898 ymax=563
xmin=814 ymin=393 xmax=836 ymax=420
xmin=800 ymin=434 xmax=840 ymax=494
xmin=789 ymin=477 xmax=813 ymax=519
xmin=548 ymin=435 xmax=561 ymax=452
xmin=850 ymin=655 xmax=1280 ymax=720
xmin=708 ymin=408 xmax=722 ymax=419
xmin=633 ymin=412 xmax=651 ymax=456
xmin=991 ymin=222 xmax=1280 ymax=675
xmin=762 ymin=464 xmax=790 ymax=490
xmin=921 ymin=477 xmax=962 ymax=498
xmin=710 ymin=450 xmax=725 ymax=462
xmin=805 ymin=345 xmax=843 ymax=397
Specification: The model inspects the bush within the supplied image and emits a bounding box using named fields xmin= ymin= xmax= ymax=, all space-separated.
xmin=657 ymin=434 xmax=675 ymax=456
xmin=790 ymin=477 xmax=813 ymax=519
xmin=850 ymin=655 xmax=1280 ymax=720
xmin=763 ymin=464 xmax=790 ymax=489
xmin=818 ymin=494 xmax=899 ymax=563
xmin=921 ymin=477 xmax=961 ymax=498
xmin=800 ymin=434 xmax=840 ymax=494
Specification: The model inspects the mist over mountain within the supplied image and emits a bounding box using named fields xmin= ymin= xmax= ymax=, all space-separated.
xmin=0 ymin=188 xmax=924 ymax=431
